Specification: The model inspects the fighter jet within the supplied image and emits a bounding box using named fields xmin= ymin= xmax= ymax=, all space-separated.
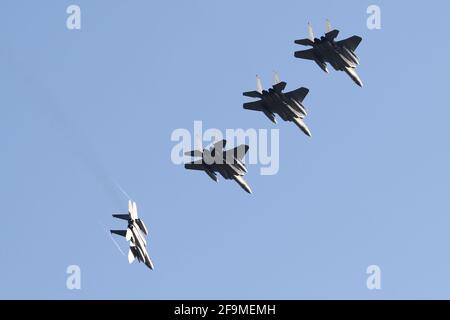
xmin=294 ymin=20 xmax=363 ymax=87
xmin=184 ymin=139 xmax=252 ymax=194
xmin=111 ymin=200 xmax=154 ymax=270
xmin=243 ymin=74 xmax=312 ymax=137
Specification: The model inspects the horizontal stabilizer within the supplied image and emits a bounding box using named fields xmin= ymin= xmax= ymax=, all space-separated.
xmin=112 ymin=214 xmax=129 ymax=221
xmin=185 ymin=161 xmax=205 ymax=171
xmin=295 ymin=38 xmax=314 ymax=46
xmin=184 ymin=150 xmax=203 ymax=157
xmin=243 ymin=91 xmax=262 ymax=98
xmin=110 ymin=230 xmax=127 ymax=237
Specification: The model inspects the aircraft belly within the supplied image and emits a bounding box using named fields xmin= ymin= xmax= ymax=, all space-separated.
xmin=270 ymin=101 xmax=289 ymax=120
xmin=217 ymin=167 xmax=231 ymax=180
xmin=132 ymin=227 xmax=147 ymax=248
xmin=328 ymin=57 xmax=341 ymax=70
xmin=338 ymin=53 xmax=355 ymax=68
xmin=261 ymin=101 xmax=275 ymax=114
xmin=227 ymin=164 xmax=241 ymax=176
xmin=203 ymin=166 xmax=218 ymax=182
xmin=290 ymin=99 xmax=307 ymax=116
xmin=136 ymin=246 xmax=145 ymax=262
xmin=283 ymin=103 xmax=302 ymax=119
xmin=342 ymin=47 xmax=359 ymax=65
xmin=276 ymin=107 xmax=290 ymax=121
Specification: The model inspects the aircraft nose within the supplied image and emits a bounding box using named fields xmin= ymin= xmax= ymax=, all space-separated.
xmin=293 ymin=117 xmax=312 ymax=137
xmin=146 ymin=259 xmax=154 ymax=270
xmin=344 ymin=67 xmax=363 ymax=87
xmin=304 ymin=129 xmax=312 ymax=137
xmin=233 ymin=175 xmax=252 ymax=194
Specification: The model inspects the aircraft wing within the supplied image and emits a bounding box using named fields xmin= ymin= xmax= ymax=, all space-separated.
xmin=243 ymin=100 xmax=264 ymax=111
xmin=136 ymin=219 xmax=148 ymax=236
xmin=225 ymin=144 xmax=250 ymax=161
xmin=285 ymin=87 xmax=309 ymax=102
xmin=212 ymin=140 xmax=226 ymax=153
xmin=337 ymin=36 xmax=362 ymax=52
xmin=294 ymin=48 xmax=316 ymax=60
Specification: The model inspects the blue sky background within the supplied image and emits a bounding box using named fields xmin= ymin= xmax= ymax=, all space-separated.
xmin=1 ymin=0 xmax=450 ymax=299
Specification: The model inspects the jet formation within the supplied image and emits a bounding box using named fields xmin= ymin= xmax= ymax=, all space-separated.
xmin=243 ymin=73 xmax=312 ymax=137
xmin=184 ymin=139 xmax=252 ymax=194
xmin=294 ymin=20 xmax=363 ymax=87
xmin=182 ymin=20 xmax=362 ymax=194
xmin=109 ymin=20 xmax=364 ymax=269
xmin=111 ymin=200 xmax=154 ymax=270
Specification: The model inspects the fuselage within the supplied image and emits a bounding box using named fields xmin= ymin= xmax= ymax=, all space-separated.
xmin=260 ymin=89 xmax=306 ymax=122
xmin=129 ymin=222 xmax=147 ymax=249
xmin=311 ymin=36 xmax=359 ymax=69
xmin=128 ymin=223 xmax=153 ymax=269
xmin=310 ymin=37 xmax=362 ymax=87
xmin=200 ymin=150 xmax=247 ymax=179
xmin=198 ymin=152 xmax=251 ymax=193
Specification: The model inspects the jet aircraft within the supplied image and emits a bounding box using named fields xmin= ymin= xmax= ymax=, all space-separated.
xmin=243 ymin=73 xmax=312 ymax=137
xmin=111 ymin=200 xmax=154 ymax=270
xmin=184 ymin=140 xmax=252 ymax=194
xmin=294 ymin=20 xmax=363 ymax=87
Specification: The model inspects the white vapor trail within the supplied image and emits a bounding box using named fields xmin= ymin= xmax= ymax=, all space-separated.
xmin=98 ymin=221 xmax=126 ymax=257
xmin=109 ymin=232 xmax=126 ymax=256
xmin=114 ymin=181 xmax=132 ymax=200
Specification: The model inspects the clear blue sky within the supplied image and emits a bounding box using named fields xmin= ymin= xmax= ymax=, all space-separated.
xmin=1 ymin=0 xmax=450 ymax=299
